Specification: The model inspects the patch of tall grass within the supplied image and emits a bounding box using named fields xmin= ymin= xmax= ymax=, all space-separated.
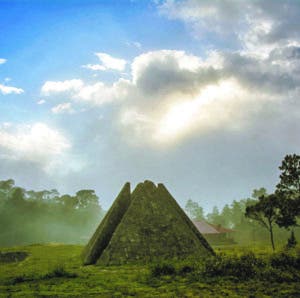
xmin=149 ymin=248 xmax=300 ymax=282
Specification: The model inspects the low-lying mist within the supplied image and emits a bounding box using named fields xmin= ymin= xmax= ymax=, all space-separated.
xmin=0 ymin=179 xmax=104 ymax=246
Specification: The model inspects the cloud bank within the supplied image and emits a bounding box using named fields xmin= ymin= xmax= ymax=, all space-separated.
xmin=41 ymin=43 xmax=300 ymax=145
xmin=0 ymin=122 xmax=71 ymax=172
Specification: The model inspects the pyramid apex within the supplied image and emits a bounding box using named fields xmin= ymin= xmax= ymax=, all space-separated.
xmin=123 ymin=182 xmax=131 ymax=190
xmin=143 ymin=180 xmax=157 ymax=188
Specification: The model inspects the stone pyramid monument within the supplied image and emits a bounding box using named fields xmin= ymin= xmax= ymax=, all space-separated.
xmin=82 ymin=180 xmax=214 ymax=265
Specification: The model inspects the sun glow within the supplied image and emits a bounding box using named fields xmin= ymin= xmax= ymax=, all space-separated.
xmin=154 ymin=79 xmax=243 ymax=142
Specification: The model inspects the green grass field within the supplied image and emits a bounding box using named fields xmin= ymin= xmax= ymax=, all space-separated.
xmin=0 ymin=244 xmax=300 ymax=297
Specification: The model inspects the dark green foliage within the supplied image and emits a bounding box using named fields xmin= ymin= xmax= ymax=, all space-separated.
xmin=147 ymin=251 xmax=300 ymax=283
xmin=276 ymin=154 xmax=300 ymax=196
xmin=275 ymin=154 xmax=300 ymax=231
xmin=0 ymin=251 xmax=28 ymax=263
xmin=150 ymin=262 xmax=195 ymax=278
xmin=0 ymin=179 xmax=104 ymax=246
xmin=82 ymin=182 xmax=131 ymax=265
xmin=94 ymin=181 xmax=214 ymax=265
xmin=10 ymin=275 xmax=28 ymax=285
xmin=203 ymin=253 xmax=265 ymax=281
xmin=43 ymin=265 xmax=78 ymax=279
xmin=178 ymin=265 xmax=194 ymax=275
xmin=270 ymin=252 xmax=300 ymax=270
xmin=150 ymin=263 xmax=176 ymax=277
xmin=7 ymin=266 xmax=77 ymax=285
xmin=276 ymin=198 xmax=300 ymax=229
xmin=287 ymin=231 xmax=298 ymax=249
xmin=245 ymin=194 xmax=279 ymax=250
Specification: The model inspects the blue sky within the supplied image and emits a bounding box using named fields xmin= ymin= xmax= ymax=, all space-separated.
xmin=1 ymin=0 xmax=300 ymax=212
xmin=0 ymin=1 xmax=198 ymax=121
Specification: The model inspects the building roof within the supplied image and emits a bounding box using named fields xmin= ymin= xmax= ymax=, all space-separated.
xmin=192 ymin=220 xmax=234 ymax=234
xmin=192 ymin=220 xmax=218 ymax=234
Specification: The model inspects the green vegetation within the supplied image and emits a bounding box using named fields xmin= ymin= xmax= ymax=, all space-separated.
xmin=186 ymin=154 xmax=300 ymax=249
xmin=245 ymin=194 xmax=279 ymax=250
xmin=244 ymin=154 xmax=300 ymax=250
xmin=0 ymin=153 xmax=299 ymax=296
xmin=1 ymin=244 xmax=300 ymax=297
xmin=0 ymin=179 xmax=104 ymax=246
xmin=276 ymin=154 xmax=300 ymax=243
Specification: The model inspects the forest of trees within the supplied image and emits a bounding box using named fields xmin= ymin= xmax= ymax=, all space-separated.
xmin=185 ymin=154 xmax=300 ymax=249
xmin=0 ymin=179 xmax=104 ymax=246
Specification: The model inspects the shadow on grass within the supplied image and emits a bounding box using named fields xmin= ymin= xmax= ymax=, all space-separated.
xmin=0 ymin=251 xmax=28 ymax=263
xmin=8 ymin=265 xmax=78 ymax=285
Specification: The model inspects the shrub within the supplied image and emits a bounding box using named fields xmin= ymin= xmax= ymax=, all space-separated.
xmin=259 ymin=266 xmax=300 ymax=282
xmin=178 ymin=265 xmax=194 ymax=276
xmin=0 ymin=251 xmax=28 ymax=263
xmin=286 ymin=231 xmax=297 ymax=249
xmin=7 ymin=274 xmax=35 ymax=285
xmin=203 ymin=253 xmax=266 ymax=281
xmin=10 ymin=275 xmax=26 ymax=285
xmin=150 ymin=263 xmax=176 ymax=277
xmin=270 ymin=252 xmax=300 ymax=270
xmin=43 ymin=265 xmax=78 ymax=279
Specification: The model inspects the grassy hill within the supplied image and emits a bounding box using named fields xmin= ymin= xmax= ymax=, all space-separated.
xmin=0 ymin=244 xmax=300 ymax=297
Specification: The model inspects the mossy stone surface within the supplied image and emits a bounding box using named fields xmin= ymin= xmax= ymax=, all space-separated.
xmin=94 ymin=181 xmax=214 ymax=265
xmin=157 ymin=183 xmax=215 ymax=256
xmin=82 ymin=182 xmax=131 ymax=265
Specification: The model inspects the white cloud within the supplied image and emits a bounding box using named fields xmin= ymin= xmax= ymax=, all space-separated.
xmin=82 ymin=64 xmax=106 ymax=71
xmin=117 ymin=48 xmax=300 ymax=145
xmin=158 ymin=0 xmax=245 ymax=40
xmin=51 ymin=102 xmax=74 ymax=114
xmin=41 ymin=79 xmax=83 ymax=95
xmin=75 ymin=79 xmax=131 ymax=105
xmin=120 ymin=78 xmax=261 ymax=145
xmin=0 ymin=58 xmax=6 ymax=64
xmin=0 ymin=123 xmax=71 ymax=169
xmin=41 ymin=77 xmax=131 ymax=106
xmin=95 ymin=52 xmax=126 ymax=71
xmin=158 ymin=0 xmax=300 ymax=57
xmin=37 ymin=99 xmax=46 ymax=105
xmin=132 ymin=50 xmax=202 ymax=84
xmin=0 ymin=83 xmax=24 ymax=95
xmin=40 ymin=44 xmax=300 ymax=146
xmin=82 ymin=52 xmax=126 ymax=72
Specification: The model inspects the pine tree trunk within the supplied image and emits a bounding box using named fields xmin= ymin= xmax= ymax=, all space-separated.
xmin=270 ymin=225 xmax=275 ymax=251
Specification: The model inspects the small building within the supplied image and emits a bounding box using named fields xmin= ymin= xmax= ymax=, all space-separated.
xmin=192 ymin=220 xmax=235 ymax=244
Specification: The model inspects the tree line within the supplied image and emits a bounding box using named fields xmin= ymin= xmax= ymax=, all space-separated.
xmin=0 ymin=180 xmax=104 ymax=246
xmin=185 ymin=154 xmax=300 ymax=250
xmin=1 ymin=154 xmax=299 ymax=249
